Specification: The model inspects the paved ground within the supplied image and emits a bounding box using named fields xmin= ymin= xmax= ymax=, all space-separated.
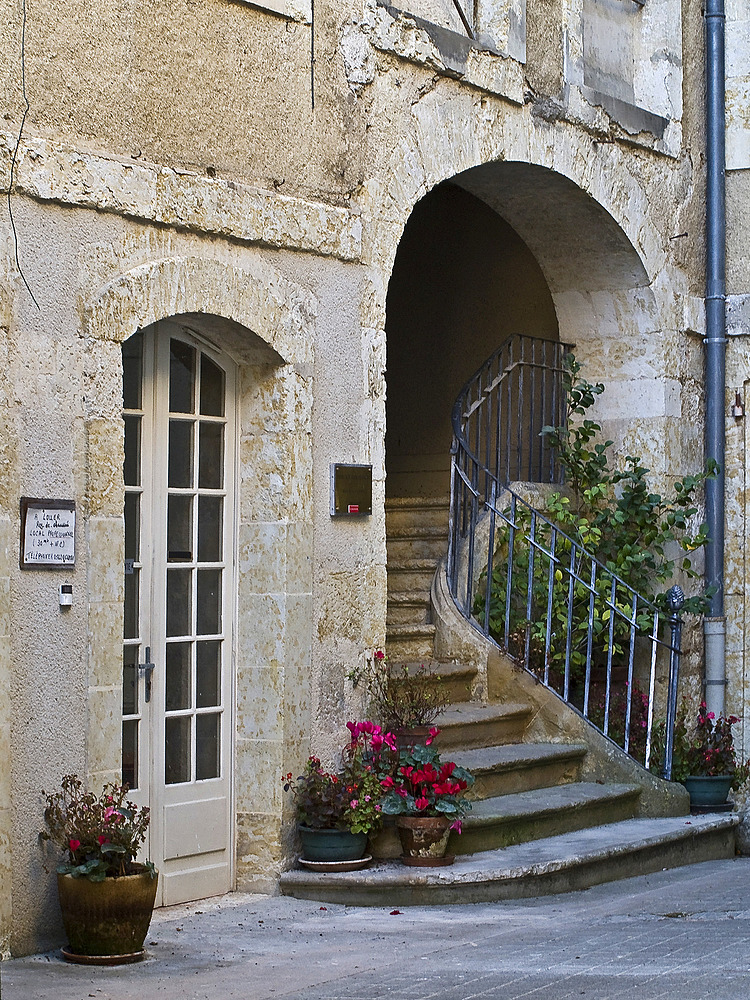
xmin=4 ymin=858 xmax=750 ymax=1000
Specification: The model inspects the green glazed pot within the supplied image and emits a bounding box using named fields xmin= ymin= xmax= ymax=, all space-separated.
xmin=682 ymin=774 xmax=733 ymax=808
xmin=298 ymin=826 xmax=367 ymax=862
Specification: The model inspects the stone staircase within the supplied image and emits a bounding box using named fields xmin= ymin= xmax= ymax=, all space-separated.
xmin=383 ymin=495 xmax=448 ymax=660
xmin=279 ymin=495 xmax=738 ymax=905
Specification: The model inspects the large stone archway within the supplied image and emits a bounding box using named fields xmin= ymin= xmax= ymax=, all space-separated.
xmin=363 ymin=102 xmax=698 ymax=501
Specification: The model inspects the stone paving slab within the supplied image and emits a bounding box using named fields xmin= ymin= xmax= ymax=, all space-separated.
xmin=3 ymin=857 xmax=750 ymax=1000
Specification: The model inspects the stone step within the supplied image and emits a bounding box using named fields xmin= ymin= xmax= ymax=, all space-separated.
xmin=387 ymin=559 xmax=440 ymax=593
xmin=385 ymin=496 xmax=450 ymax=529
xmin=387 ymin=535 xmax=448 ymax=572
xmin=387 ymin=523 xmax=449 ymax=540
xmin=382 ymin=660 xmax=476 ymax=705
xmin=386 ymin=532 xmax=448 ymax=563
xmin=434 ymin=702 xmax=533 ymax=750
xmin=452 ymin=781 xmax=641 ymax=854
xmin=279 ymin=814 xmax=738 ymax=906
xmin=451 ymin=742 xmax=588 ymax=800
xmin=386 ymin=590 xmax=431 ymax=625
xmin=385 ymin=623 xmax=436 ymax=660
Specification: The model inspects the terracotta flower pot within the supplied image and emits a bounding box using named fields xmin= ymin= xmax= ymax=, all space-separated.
xmin=395 ymin=815 xmax=453 ymax=866
xmin=57 ymin=866 xmax=158 ymax=963
xmin=393 ymin=727 xmax=435 ymax=750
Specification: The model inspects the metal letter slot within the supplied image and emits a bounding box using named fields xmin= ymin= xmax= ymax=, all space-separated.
xmin=139 ymin=646 xmax=155 ymax=703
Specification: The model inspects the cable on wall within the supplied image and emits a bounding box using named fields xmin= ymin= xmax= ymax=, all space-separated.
xmin=8 ymin=0 xmax=40 ymax=309
xmin=310 ymin=0 xmax=315 ymax=110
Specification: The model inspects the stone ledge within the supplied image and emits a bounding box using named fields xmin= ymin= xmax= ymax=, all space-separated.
xmin=279 ymin=813 xmax=738 ymax=905
xmin=0 ymin=133 xmax=361 ymax=262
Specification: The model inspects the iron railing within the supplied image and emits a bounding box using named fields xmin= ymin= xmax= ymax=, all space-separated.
xmin=448 ymin=334 xmax=683 ymax=778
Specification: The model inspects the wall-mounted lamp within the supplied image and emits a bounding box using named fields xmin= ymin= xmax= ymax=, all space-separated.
xmin=732 ymin=392 xmax=745 ymax=419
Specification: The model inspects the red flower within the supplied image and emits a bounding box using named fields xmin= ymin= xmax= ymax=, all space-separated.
xmin=415 ymin=796 xmax=430 ymax=811
xmin=374 ymin=650 xmax=385 ymax=660
xmin=97 ymin=835 xmax=108 ymax=846
xmin=69 ymin=838 xmax=80 ymax=852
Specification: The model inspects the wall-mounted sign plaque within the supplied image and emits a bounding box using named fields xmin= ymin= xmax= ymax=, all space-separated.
xmin=20 ymin=498 xmax=76 ymax=568
xmin=330 ymin=464 xmax=372 ymax=516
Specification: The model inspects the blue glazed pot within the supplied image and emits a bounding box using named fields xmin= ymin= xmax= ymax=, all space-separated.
xmin=298 ymin=826 xmax=367 ymax=862
xmin=682 ymin=774 xmax=733 ymax=808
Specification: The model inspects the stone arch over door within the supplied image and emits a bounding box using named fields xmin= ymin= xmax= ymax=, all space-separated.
xmin=385 ymin=180 xmax=562 ymax=498
xmin=361 ymin=86 xmax=695 ymax=490
xmin=382 ymin=159 xmax=671 ymax=500
xmin=83 ymin=254 xmax=315 ymax=894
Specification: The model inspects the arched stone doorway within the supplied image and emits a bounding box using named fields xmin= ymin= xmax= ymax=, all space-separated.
xmin=385 ymin=161 xmax=658 ymax=503
xmin=84 ymin=256 xmax=316 ymax=905
xmin=385 ymin=180 xmax=560 ymax=499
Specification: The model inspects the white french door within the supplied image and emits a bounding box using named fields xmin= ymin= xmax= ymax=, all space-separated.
xmin=122 ymin=320 xmax=235 ymax=905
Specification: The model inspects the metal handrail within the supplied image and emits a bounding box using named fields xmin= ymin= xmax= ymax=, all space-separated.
xmin=448 ymin=334 xmax=682 ymax=778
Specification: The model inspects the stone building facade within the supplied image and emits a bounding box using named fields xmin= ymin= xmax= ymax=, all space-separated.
xmin=0 ymin=0 xmax=748 ymax=956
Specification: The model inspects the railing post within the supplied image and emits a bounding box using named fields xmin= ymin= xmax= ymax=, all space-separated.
xmin=662 ymin=585 xmax=685 ymax=781
xmin=448 ymin=437 xmax=458 ymax=596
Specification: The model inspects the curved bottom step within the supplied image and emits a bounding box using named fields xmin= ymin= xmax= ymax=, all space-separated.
xmin=279 ymin=813 xmax=738 ymax=906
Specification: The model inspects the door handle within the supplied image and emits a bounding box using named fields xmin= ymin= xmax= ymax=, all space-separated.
xmin=139 ymin=646 xmax=155 ymax=703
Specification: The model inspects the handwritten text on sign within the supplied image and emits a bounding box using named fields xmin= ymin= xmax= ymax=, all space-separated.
xmin=23 ymin=506 xmax=76 ymax=565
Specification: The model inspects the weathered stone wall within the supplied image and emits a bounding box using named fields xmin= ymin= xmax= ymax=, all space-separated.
xmin=0 ymin=225 xmax=15 ymax=959
xmin=0 ymin=0 xmax=735 ymax=955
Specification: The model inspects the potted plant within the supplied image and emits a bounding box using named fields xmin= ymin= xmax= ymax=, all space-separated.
xmin=379 ymin=739 xmax=474 ymax=866
xmin=349 ymin=649 xmax=450 ymax=746
xmin=670 ymin=700 xmax=741 ymax=807
xmin=41 ymin=774 xmax=157 ymax=964
xmin=283 ymin=721 xmax=396 ymax=866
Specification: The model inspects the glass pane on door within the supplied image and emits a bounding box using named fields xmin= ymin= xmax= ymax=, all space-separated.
xmin=163 ymin=336 xmax=227 ymax=786
xmin=122 ymin=330 xmax=145 ymax=790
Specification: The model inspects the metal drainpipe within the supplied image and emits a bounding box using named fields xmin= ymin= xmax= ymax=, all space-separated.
xmin=703 ymin=0 xmax=727 ymax=717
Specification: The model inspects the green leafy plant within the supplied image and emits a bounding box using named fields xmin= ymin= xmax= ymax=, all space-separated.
xmin=282 ymin=721 xmax=396 ymax=835
xmin=539 ymin=355 xmax=713 ymax=610
xmin=475 ymin=354 xmax=714 ymax=685
xmin=588 ymin=680 xmax=651 ymax=765
xmin=348 ymin=649 xmax=450 ymax=730
xmin=379 ymin=739 xmax=474 ymax=829
xmin=665 ymin=699 xmax=741 ymax=781
xmin=42 ymin=774 xmax=154 ymax=881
